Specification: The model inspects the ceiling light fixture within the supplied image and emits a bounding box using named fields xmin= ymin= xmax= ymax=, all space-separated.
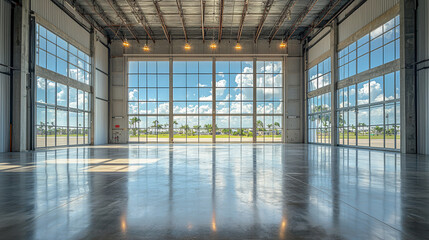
xmin=235 ymin=42 xmax=242 ymax=50
xmin=143 ymin=44 xmax=150 ymax=52
xmin=184 ymin=42 xmax=191 ymax=50
xmin=123 ymin=40 xmax=130 ymax=47
xmin=210 ymin=42 xmax=217 ymax=49
xmin=280 ymin=41 xmax=286 ymax=48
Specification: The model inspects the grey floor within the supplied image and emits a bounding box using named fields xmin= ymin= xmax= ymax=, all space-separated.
xmin=0 ymin=144 xmax=428 ymax=240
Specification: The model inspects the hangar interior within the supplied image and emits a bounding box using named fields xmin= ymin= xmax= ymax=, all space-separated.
xmin=0 ymin=0 xmax=429 ymax=239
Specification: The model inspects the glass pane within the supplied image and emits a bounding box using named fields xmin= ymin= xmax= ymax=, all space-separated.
xmin=57 ymin=83 xmax=68 ymax=107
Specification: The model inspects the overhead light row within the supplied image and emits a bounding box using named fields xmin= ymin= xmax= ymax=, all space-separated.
xmin=122 ymin=41 xmax=288 ymax=51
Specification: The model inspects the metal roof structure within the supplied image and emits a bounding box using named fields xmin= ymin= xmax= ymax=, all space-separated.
xmin=63 ymin=0 xmax=353 ymax=43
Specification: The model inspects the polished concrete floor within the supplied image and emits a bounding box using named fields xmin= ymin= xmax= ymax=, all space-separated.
xmin=0 ymin=144 xmax=428 ymax=240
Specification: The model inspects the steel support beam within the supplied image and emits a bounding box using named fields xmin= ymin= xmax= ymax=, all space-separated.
xmin=201 ymin=0 xmax=205 ymax=42
xmin=84 ymin=0 xmax=125 ymax=41
xmin=125 ymin=0 xmax=155 ymax=43
xmin=301 ymin=0 xmax=341 ymax=41
xmin=107 ymin=0 xmax=140 ymax=43
xmin=254 ymin=0 xmax=274 ymax=43
xmin=11 ymin=0 xmax=30 ymax=151
xmin=218 ymin=0 xmax=224 ymax=42
xmin=176 ymin=0 xmax=188 ymax=42
xmin=153 ymin=0 xmax=171 ymax=43
xmin=330 ymin=19 xmax=338 ymax=146
xmin=268 ymin=0 xmax=296 ymax=43
xmin=283 ymin=0 xmax=319 ymax=42
xmin=237 ymin=0 xmax=248 ymax=42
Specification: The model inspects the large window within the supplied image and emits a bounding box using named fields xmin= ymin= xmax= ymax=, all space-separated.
xmin=35 ymin=23 xmax=92 ymax=148
xmin=127 ymin=59 xmax=284 ymax=143
xmin=308 ymin=92 xmax=331 ymax=144
xmin=338 ymin=15 xmax=400 ymax=81
xmin=36 ymin=77 xmax=91 ymax=147
xmin=173 ymin=61 xmax=213 ymax=143
xmin=128 ymin=61 xmax=170 ymax=143
xmin=36 ymin=24 xmax=91 ymax=85
xmin=216 ymin=60 xmax=254 ymax=143
xmin=337 ymin=71 xmax=400 ymax=149
xmin=256 ymin=60 xmax=283 ymax=142
xmin=308 ymin=57 xmax=331 ymax=92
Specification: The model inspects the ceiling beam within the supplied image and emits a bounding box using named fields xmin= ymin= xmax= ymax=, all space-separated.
xmin=201 ymin=0 xmax=205 ymax=42
xmin=107 ymin=0 xmax=140 ymax=43
xmin=237 ymin=0 xmax=249 ymax=42
xmin=254 ymin=0 xmax=274 ymax=43
xmin=176 ymin=0 xmax=188 ymax=42
xmin=300 ymin=0 xmax=341 ymax=40
xmin=153 ymin=0 xmax=171 ymax=43
xmin=84 ymin=0 xmax=124 ymax=41
xmin=268 ymin=0 xmax=297 ymax=43
xmin=218 ymin=0 xmax=224 ymax=42
xmin=283 ymin=0 xmax=319 ymax=42
xmin=125 ymin=0 xmax=155 ymax=43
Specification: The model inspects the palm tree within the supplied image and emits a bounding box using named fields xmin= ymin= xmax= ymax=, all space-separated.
xmin=267 ymin=124 xmax=273 ymax=136
xmin=256 ymin=120 xmax=264 ymax=136
xmin=221 ymin=128 xmax=231 ymax=135
xmin=193 ymin=125 xmax=201 ymax=136
xmin=204 ymin=124 xmax=212 ymax=135
xmin=129 ymin=117 xmax=141 ymax=136
xmin=374 ymin=126 xmax=383 ymax=135
xmin=274 ymin=122 xmax=280 ymax=135
xmin=180 ymin=124 xmax=190 ymax=134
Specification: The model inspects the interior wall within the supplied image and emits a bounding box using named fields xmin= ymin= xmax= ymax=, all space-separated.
xmin=338 ymin=0 xmax=400 ymax=43
xmin=417 ymin=0 xmax=429 ymax=154
xmin=31 ymin=0 xmax=91 ymax=50
xmin=0 ymin=0 xmax=11 ymax=152
xmin=307 ymin=29 xmax=331 ymax=65
xmin=94 ymin=40 xmax=109 ymax=145
xmin=109 ymin=39 xmax=302 ymax=143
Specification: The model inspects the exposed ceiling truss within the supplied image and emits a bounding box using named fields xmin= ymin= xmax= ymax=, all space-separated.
xmin=176 ymin=0 xmax=188 ymax=42
xmin=268 ymin=0 xmax=297 ymax=43
xmin=283 ymin=0 xmax=319 ymax=43
xmin=201 ymin=0 xmax=206 ymax=42
xmin=57 ymin=0 xmax=353 ymax=43
xmin=153 ymin=0 xmax=171 ymax=43
xmin=125 ymin=0 xmax=155 ymax=43
xmin=218 ymin=0 xmax=224 ymax=42
xmin=237 ymin=0 xmax=249 ymax=42
xmin=107 ymin=0 xmax=140 ymax=43
xmin=254 ymin=0 xmax=274 ymax=43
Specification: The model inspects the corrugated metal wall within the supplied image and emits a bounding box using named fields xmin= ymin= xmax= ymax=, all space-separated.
xmin=0 ymin=0 xmax=11 ymax=152
xmin=417 ymin=0 xmax=429 ymax=154
xmin=338 ymin=0 xmax=399 ymax=43
xmin=308 ymin=33 xmax=330 ymax=65
xmin=31 ymin=0 xmax=90 ymax=50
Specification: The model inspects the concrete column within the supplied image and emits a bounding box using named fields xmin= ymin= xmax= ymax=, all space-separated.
xmin=303 ymin=41 xmax=309 ymax=144
xmin=212 ymin=57 xmax=216 ymax=143
xmin=90 ymin=31 xmax=96 ymax=145
xmin=11 ymin=0 xmax=30 ymax=151
xmin=330 ymin=19 xmax=338 ymax=146
xmin=169 ymin=57 xmax=173 ymax=143
xmin=252 ymin=57 xmax=257 ymax=143
xmin=400 ymin=0 xmax=417 ymax=153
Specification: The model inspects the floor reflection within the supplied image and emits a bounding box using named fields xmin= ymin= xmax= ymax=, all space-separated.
xmin=0 ymin=144 xmax=428 ymax=239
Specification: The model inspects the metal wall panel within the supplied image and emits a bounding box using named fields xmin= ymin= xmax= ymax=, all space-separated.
xmin=417 ymin=0 xmax=429 ymax=154
xmin=31 ymin=0 xmax=90 ymax=50
xmin=94 ymin=99 xmax=108 ymax=145
xmin=0 ymin=0 xmax=11 ymax=152
xmin=338 ymin=0 xmax=399 ymax=43
xmin=95 ymin=41 xmax=108 ymax=74
xmin=308 ymin=34 xmax=330 ymax=64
